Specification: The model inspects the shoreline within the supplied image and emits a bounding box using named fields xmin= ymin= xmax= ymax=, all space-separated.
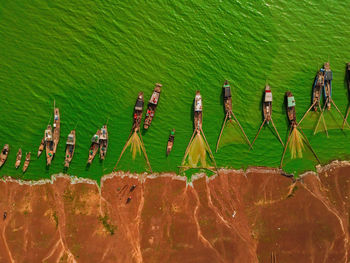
xmin=1 ymin=159 xmax=349 ymax=187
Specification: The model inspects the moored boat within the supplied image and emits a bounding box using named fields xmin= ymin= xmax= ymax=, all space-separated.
xmin=15 ymin=148 xmax=22 ymax=169
xmin=263 ymin=85 xmax=273 ymax=123
xmin=194 ymin=91 xmax=203 ymax=132
xmin=45 ymin=125 xmax=54 ymax=165
xmin=347 ymin=63 xmax=350 ymax=90
xmin=312 ymin=71 xmax=324 ymax=112
xmin=87 ymin=129 xmax=101 ymax=164
xmin=64 ymin=130 xmax=76 ymax=168
xmin=144 ymin=83 xmax=162 ymax=130
xmin=37 ymin=137 xmax=45 ymax=157
xmin=22 ymin=152 xmax=30 ymax=173
xmin=132 ymin=92 xmax=144 ymax=132
xmin=166 ymin=129 xmax=175 ymax=156
xmin=99 ymin=125 xmax=108 ymax=160
xmin=322 ymin=62 xmax=332 ymax=109
xmin=0 ymin=144 xmax=9 ymax=167
xmin=286 ymin=91 xmax=296 ymax=126
xmin=52 ymin=107 xmax=60 ymax=155
xmin=223 ymin=80 xmax=232 ymax=116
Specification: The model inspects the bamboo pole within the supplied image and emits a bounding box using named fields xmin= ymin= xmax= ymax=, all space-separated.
xmin=331 ymin=99 xmax=350 ymax=129
xmin=216 ymin=112 xmax=229 ymax=152
xmin=231 ymin=111 xmax=252 ymax=149
xmin=299 ymin=127 xmax=320 ymax=164
xmin=139 ymin=131 xmax=152 ymax=172
xmin=320 ymin=104 xmax=328 ymax=137
xmin=200 ymin=128 xmax=217 ymax=169
xmin=314 ymin=99 xmax=328 ymax=135
xmin=251 ymin=119 xmax=266 ymax=147
xmin=271 ymin=118 xmax=284 ymax=147
xmin=113 ymin=131 xmax=133 ymax=171
xmin=280 ymin=126 xmax=293 ymax=168
xmin=342 ymin=105 xmax=350 ymax=129
xmin=299 ymin=102 xmax=316 ymax=125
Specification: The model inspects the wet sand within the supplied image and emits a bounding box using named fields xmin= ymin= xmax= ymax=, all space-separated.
xmin=0 ymin=162 xmax=349 ymax=262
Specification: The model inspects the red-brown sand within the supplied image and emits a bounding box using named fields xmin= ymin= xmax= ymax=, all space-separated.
xmin=0 ymin=161 xmax=349 ymax=262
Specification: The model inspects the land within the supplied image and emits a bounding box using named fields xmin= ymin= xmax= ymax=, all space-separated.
xmin=0 ymin=162 xmax=349 ymax=262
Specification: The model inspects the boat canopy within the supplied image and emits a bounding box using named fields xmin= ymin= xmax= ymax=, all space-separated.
xmin=45 ymin=129 xmax=52 ymax=141
xmin=224 ymin=87 xmax=231 ymax=98
xmin=287 ymin=96 xmax=296 ymax=107
xmin=265 ymin=90 xmax=272 ymax=102
xmin=66 ymin=134 xmax=74 ymax=145
xmin=149 ymin=91 xmax=160 ymax=105
xmin=195 ymin=95 xmax=202 ymax=112
xmin=316 ymin=73 xmax=324 ymax=86
xmin=135 ymin=99 xmax=144 ymax=111
xmin=100 ymin=128 xmax=107 ymax=140
xmin=324 ymin=70 xmax=333 ymax=81
xmin=91 ymin=134 xmax=99 ymax=143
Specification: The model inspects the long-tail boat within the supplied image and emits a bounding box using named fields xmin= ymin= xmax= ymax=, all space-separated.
xmin=64 ymin=130 xmax=75 ymax=168
xmin=343 ymin=63 xmax=350 ymax=126
xmin=87 ymin=129 xmax=100 ymax=164
xmin=22 ymin=152 xmax=30 ymax=173
xmin=280 ymin=91 xmax=320 ymax=167
xmin=114 ymin=92 xmax=152 ymax=172
xmin=52 ymin=107 xmax=60 ymax=155
xmin=37 ymin=137 xmax=45 ymax=158
xmin=312 ymin=71 xmax=324 ymax=112
xmin=166 ymin=129 xmax=175 ymax=156
xmin=251 ymin=85 xmax=283 ymax=146
xmin=194 ymin=91 xmax=203 ymax=132
xmin=99 ymin=125 xmax=108 ymax=160
xmin=45 ymin=125 xmax=54 ymax=165
xmin=322 ymin=62 xmax=332 ymax=110
xmin=144 ymin=83 xmax=162 ymax=130
xmin=0 ymin=144 xmax=9 ymax=167
xmin=15 ymin=148 xmax=22 ymax=169
xmin=216 ymin=80 xmax=252 ymax=152
xmin=133 ymin=92 xmax=144 ymax=132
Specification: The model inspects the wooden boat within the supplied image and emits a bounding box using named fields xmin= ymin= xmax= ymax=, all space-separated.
xmin=22 ymin=152 xmax=30 ymax=173
xmin=64 ymin=130 xmax=75 ymax=168
xmin=99 ymin=125 xmax=108 ymax=160
xmin=87 ymin=129 xmax=101 ymax=164
xmin=37 ymin=137 xmax=45 ymax=157
xmin=132 ymin=92 xmax=144 ymax=132
xmin=322 ymin=62 xmax=332 ymax=109
xmin=347 ymin=63 xmax=350 ymax=89
xmin=166 ymin=129 xmax=175 ymax=156
xmin=194 ymin=91 xmax=203 ymax=132
xmin=223 ymin=80 xmax=232 ymax=116
xmin=45 ymin=125 xmax=54 ymax=165
xmin=144 ymin=83 xmax=162 ymax=130
xmin=52 ymin=107 xmax=60 ymax=155
xmin=312 ymin=71 xmax=324 ymax=112
xmin=263 ymin=85 xmax=273 ymax=123
xmin=0 ymin=144 xmax=9 ymax=167
xmin=15 ymin=148 xmax=22 ymax=169
xmin=286 ymin=91 xmax=296 ymax=126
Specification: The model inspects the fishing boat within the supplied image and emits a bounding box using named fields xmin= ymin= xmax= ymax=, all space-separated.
xmin=0 ymin=144 xmax=9 ymax=167
xmin=347 ymin=63 xmax=350 ymax=89
xmin=37 ymin=137 xmax=45 ymax=157
xmin=223 ymin=80 xmax=232 ymax=116
xmin=99 ymin=125 xmax=108 ymax=160
xmin=22 ymin=152 xmax=30 ymax=173
xmin=166 ymin=129 xmax=175 ymax=156
xmin=132 ymin=92 xmax=144 ymax=132
xmin=252 ymin=85 xmax=283 ymax=147
xmin=15 ymin=148 xmax=22 ymax=169
xmin=64 ymin=130 xmax=75 ymax=168
xmin=87 ymin=129 xmax=101 ymax=164
xmin=144 ymin=83 xmax=162 ymax=130
xmin=286 ymin=91 xmax=296 ymax=126
xmin=312 ymin=71 xmax=324 ymax=112
xmin=322 ymin=62 xmax=333 ymax=110
xmin=45 ymin=125 xmax=54 ymax=165
xmin=263 ymin=85 xmax=273 ymax=123
xmin=194 ymin=91 xmax=203 ymax=132
xmin=52 ymin=107 xmax=60 ymax=155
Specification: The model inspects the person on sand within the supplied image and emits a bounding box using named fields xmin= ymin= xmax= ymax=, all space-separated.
xmin=126 ymin=197 xmax=132 ymax=204
xmin=3 ymin=212 xmax=7 ymax=220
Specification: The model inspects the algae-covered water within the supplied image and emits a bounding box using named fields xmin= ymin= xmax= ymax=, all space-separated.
xmin=1 ymin=0 xmax=350 ymax=180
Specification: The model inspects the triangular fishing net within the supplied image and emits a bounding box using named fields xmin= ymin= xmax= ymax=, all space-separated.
xmin=217 ymin=119 xmax=248 ymax=150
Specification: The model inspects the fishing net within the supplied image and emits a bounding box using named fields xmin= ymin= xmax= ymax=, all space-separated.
xmin=126 ymin=131 xmax=142 ymax=159
xmin=182 ymin=133 xmax=215 ymax=169
xmin=217 ymin=119 xmax=248 ymax=150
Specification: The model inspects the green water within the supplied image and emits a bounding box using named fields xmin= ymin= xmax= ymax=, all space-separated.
xmin=1 ymin=0 xmax=350 ymax=180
